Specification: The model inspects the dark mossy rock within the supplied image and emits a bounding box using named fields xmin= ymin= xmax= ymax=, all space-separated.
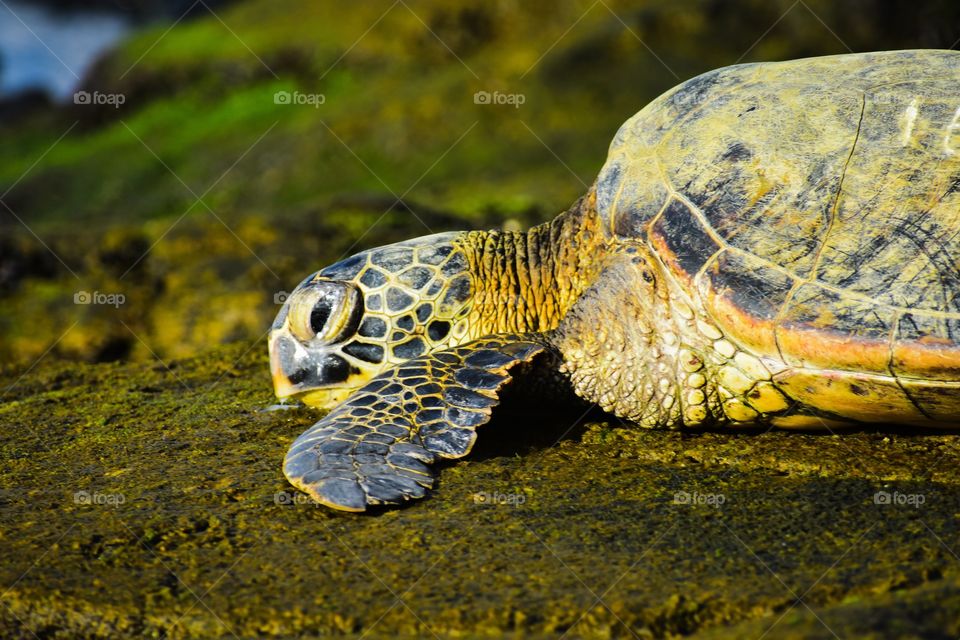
xmin=1 ymin=342 xmax=959 ymax=638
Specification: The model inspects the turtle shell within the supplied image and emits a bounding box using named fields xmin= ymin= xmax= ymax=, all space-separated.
xmin=597 ymin=50 xmax=960 ymax=424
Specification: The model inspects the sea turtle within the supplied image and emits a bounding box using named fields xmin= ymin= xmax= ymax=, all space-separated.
xmin=270 ymin=50 xmax=960 ymax=511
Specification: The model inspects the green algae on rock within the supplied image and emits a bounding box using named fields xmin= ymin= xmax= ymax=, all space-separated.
xmin=1 ymin=342 xmax=959 ymax=638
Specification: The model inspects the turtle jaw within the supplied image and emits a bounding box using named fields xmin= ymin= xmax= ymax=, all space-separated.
xmin=268 ymin=327 xmax=371 ymax=408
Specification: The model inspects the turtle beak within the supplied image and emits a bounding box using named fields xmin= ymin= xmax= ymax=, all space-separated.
xmin=268 ymin=327 xmax=305 ymax=399
xmin=268 ymin=331 xmax=299 ymax=399
xmin=268 ymin=324 xmax=362 ymax=408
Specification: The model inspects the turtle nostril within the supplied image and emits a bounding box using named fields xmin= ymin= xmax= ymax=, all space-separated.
xmin=287 ymin=367 xmax=310 ymax=385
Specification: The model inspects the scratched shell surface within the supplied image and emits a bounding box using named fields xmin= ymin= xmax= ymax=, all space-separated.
xmin=597 ymin=50 xmax=960 ymax=423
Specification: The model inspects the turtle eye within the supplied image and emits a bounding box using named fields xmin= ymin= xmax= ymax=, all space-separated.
xmin=288 ymin=281 xmax=362 ymax=344
xmin=309 ymin=298 xmax=333 ymax=335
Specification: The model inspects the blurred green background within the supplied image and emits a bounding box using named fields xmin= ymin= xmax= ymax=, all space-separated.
xmin=2 ymin=0 xmax=960 ymax=366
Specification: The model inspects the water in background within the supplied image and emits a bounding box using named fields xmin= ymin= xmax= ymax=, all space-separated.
xmin=0 ymin=0 xmax=131 ymax=101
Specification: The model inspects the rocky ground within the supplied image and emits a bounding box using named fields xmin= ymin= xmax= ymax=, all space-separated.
xmin=1 ymin=344 xmax=958 ymax=638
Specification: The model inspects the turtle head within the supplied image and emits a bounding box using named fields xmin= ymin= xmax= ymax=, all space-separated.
xmin=269 ymin=233 xmax=473 ymax=407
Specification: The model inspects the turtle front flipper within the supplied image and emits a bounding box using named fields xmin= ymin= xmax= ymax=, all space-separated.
xmin=283 ymin=335 xmax=551 ymax=511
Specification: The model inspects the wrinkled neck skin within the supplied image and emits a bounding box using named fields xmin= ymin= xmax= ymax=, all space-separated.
xmin=458 ymin=191 xmax=608 ymax=338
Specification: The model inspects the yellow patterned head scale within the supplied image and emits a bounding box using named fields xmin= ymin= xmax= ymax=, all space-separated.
xmin=269 ymin=233 xmax=475 ymax=407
